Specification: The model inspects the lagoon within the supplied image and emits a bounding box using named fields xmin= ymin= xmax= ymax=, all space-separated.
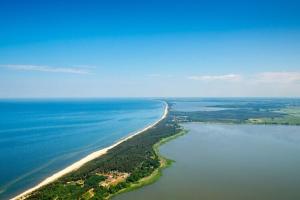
xmin=115 ymin=123 xmax=300 ymax=200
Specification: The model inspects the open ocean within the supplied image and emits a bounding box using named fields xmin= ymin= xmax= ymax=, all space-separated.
xmin=0 ymin=99 xmax=165 ymax=199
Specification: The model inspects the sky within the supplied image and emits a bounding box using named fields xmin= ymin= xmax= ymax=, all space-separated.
xmin=0 ymin=0 xmax=299 ymax=98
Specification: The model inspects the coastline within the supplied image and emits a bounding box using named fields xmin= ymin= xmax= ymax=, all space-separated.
xmin=108 ymin=129 xmax=187 ymax=200
xmin=12 ymin=101 xmax=168 ymax=200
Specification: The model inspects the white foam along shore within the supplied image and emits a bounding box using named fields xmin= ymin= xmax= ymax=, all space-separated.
xmin=12 ymin=101 xmax=168 ymax=200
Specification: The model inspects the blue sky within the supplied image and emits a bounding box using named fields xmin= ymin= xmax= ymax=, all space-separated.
xmin=0 ymin=0 xmax=299 ymax=97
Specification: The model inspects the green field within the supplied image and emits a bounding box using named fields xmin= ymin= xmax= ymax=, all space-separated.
xmin=170 ymin=99 xmax=300 ymax=125
xmin=247 ymin=107 xmax=300 ymax=125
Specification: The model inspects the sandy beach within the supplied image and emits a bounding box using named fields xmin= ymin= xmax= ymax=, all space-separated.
xmin=12 ymin=101 xmax=168 ymax=200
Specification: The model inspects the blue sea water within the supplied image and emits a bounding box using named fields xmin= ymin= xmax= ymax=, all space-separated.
xmin=0 ymin=99 xmax=165 ymax=199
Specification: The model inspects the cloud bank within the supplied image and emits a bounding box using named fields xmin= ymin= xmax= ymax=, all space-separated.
xmin=185 ymin=71 xmax=300 ymax=97
xmin=188 ymin=72 xmax=300 ymax=83
xmin=255 ymin=72 xmax=300 ymax=83
xmin=188 ymin=74 xmax=242 ymax=81
xmin=0 ymin=64 xmax=90 ymax=74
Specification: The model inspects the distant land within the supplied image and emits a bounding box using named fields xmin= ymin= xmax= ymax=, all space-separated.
xmin=169 ymin=98 xmax=300 ymax=125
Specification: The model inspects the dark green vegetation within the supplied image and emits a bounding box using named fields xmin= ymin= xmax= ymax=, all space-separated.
xmin=169 ymin=98 xmax=300 ymax=125
xmin=26 ymin=107 xmax=182 ymax=200
xmin=171 ymin=109 xmax=284 ymax=123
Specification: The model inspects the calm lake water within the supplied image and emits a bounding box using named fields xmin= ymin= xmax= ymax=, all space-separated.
xmin=115 ymin=123 xmax=300 ymax=200
xmin=0 ymin=99 xmax=164 ymax=199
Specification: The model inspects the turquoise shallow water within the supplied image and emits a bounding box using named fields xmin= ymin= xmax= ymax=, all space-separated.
xmin=0 ymin=99 xmax=164 ymax=199
xmin=115 ymin=123 xmax=300 ymax=200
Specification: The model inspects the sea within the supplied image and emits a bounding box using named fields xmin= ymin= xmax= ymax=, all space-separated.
xmin=0 ymin=98 xmax=165 ymax=199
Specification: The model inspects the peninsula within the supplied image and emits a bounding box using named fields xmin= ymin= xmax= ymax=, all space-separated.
xmin=13 ymin=102 xmax=184 ymax=200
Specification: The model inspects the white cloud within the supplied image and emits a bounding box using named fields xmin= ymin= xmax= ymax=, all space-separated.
xmin=188 ymin=72 xmax=300 ymax=84
xmin=188 ymin=74 xmax=242 ymax=81
xmin=147 ymin=73 xmax=161 ymax=77
xmin=185 ymin=71 xmax=300 ymax=97
xmin=0 ymin=64 xmax=90 ymax=74
xmin=147 ymin=74 xmax=173 ymax=78
xmin=255 ymin=72 xmax=300 ymax=83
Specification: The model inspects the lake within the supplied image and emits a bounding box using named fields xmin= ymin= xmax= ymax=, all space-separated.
xmin=115 ymin=123 xmax=300 ymax=200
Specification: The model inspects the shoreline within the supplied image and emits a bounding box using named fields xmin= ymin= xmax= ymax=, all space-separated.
xmin=12 ymin=101 xmax=168 ymax=200
xmin=108 ymin=129 xmax=187 ymax=200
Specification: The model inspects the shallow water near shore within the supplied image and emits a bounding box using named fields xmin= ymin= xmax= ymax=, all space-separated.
xmin=114 ymin=123 xmax=300 ymax=200
xmin=0 ymin=99 xmax=165 ymax=199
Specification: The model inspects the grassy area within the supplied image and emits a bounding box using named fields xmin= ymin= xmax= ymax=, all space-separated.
xmin=278 ymin=107 xmax=300 ymax=117
xmin=247 ymin=107 xmax=300 ymax=125
xmin=172 ymin=107 xmax=300 ymax=126
xmin=247 ymin=116 xmax=300 ymax=125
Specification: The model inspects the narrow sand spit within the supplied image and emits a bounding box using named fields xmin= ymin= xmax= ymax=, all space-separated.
xmin=12 ymin=101 xmax=168 ymax=200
